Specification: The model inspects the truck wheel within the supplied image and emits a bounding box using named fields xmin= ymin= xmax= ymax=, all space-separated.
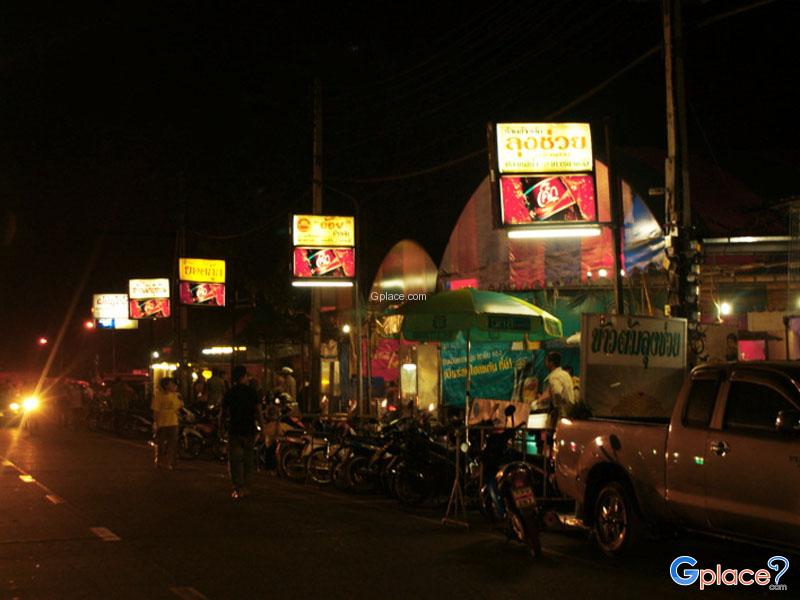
xmin=593 ymin=481 xmax=640 ymax=556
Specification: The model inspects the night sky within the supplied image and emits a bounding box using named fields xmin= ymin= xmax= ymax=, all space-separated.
xmin=1 ymin=0 xmax=797 ymax=372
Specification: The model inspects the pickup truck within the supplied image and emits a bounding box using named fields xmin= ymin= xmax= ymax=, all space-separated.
xmin=554 ymin=361 xmax=800 ymax=555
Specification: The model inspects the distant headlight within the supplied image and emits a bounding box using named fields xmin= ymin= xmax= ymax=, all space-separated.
xmin=22 ymin=396 xmax=40 ymax=412
xmin=9 ymin=402 xmax=20 ymax=412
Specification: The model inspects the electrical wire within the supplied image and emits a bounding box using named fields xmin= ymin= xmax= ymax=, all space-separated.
xmin=329 ymin=0 xmax=776 ymax=185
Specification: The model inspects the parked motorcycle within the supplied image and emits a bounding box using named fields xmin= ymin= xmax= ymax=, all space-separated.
xmin=478 ymin=406 xmax=542 ymax=558
xmin=179 ymin=406 xmax=225 ymax=460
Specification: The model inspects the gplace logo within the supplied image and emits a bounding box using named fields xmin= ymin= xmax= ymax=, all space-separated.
xmin=670 ymin=555 xmax=790 ymax=591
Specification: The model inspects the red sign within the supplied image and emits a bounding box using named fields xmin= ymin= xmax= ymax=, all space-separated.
xmin=180 ymin=282 xmax=226 ymax=306
xmin=293 ymin=247 xmax=355 ymax=279
xmin=129 ymin=298 xmax=171 ymax=319
xmin=500 ymin=174 xmax=596 ymax=225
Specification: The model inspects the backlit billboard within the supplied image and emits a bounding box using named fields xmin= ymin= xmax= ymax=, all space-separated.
xmin=293 ymin=215 xmax=355 ymax=247
xmin=293 ymin=247 xmax=355 ymax=279
xmin=92 ymin=294 xmax=129 ymax=320
xmin=179 ymin=258 xmax=226 ymax=284
xmin=179 ymin=282 xmax=226 ymax=306
xmin=495 ymin=123 xmax=593 ymax=174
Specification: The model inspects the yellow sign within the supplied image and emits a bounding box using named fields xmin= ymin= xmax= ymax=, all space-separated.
xmin=293 ymin=215 xmax=355 ymax=247
xmin=496 ymin=123 xmax=593 ymax=174
xmin=179 ymin=258 xmax=226 ymax=283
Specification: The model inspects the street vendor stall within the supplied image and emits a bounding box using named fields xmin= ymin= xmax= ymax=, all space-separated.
xmin=400 ymin=288 xmax=563 ymax=525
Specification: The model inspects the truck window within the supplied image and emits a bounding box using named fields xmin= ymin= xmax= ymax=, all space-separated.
xmin=725 ymin=381 xmax=796 ymax=435
xmin=683 ymin=378 xmax=720 ymax=428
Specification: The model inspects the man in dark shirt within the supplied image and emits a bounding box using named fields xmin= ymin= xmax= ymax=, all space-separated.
xmin=220 ymin=366 xmax=263 ymax=499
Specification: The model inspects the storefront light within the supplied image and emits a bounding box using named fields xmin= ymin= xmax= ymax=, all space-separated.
xmin=201 ymin=346 xmax=247 ymax=355
xmin=598 ymin=268 xmax=608 ymax=278
xmin=292 ymin=280 xmax=353 ymax=288
xmin=719 ymin=302 xmax=732 ymax=316
xmin=507 ymin=226 xmax=602 ymax=239
xmin=342 ymin=324 xmax=351 ymax=334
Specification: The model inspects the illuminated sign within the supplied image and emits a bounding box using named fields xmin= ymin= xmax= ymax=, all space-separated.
xmin=293 ymin=247 xmax=355 ymax=279
xmin=179 ymin=258 xmax=226 ymax=283
xmin=96 ymin=318 xmax=139 ymax=330
xmin=129 ymin=298 xmax=171 ymax=319
xmin=293 ymin=215 xmax=355 ymax=247
xmin=128 ymin=278 xmax=170 ymax=300
xmin=500 ymin=174 xmax=596 ymax=225
xmin=92 ymin=294 xmax=129 ymax=319
xmin=495 ymin=123 xmax=593 ymax=174
xmin=179 ymin=282 xmax=226 ymax=306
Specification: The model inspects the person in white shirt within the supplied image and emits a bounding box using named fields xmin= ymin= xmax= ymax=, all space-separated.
xmin=535 ymin=352 xmax=575 ymax=415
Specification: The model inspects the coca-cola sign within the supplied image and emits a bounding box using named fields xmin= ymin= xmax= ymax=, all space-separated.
xmin=500 ymin=175 xmax=596 ymax=225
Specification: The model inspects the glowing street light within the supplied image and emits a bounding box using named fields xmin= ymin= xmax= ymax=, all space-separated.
xmin=84 ymin=320 xmax=95 ymax=330
xmin=37 ymin=337 xmax=49 ymax=346
xmin=342 ymin=324 xmax=352 ymax=334
xmin=151 ymin=351 xmax=160 ymax=359
xmin=719 ymin=302 xmax=733 ymax=316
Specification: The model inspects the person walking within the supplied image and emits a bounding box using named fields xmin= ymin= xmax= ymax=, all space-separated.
xmin=219 ymin=365 xmax=263 ymax=499
xmin=151 ymin=377 xmax=182 ymax=470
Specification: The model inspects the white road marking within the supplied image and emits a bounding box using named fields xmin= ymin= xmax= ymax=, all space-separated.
xmin=170 ymin=586 xmax=209 ymax=599
xmin=90 ymin=526 xmax=121 ymax=541
xmin=45 ymin=494 xmax=64 ymax=504
xmin=18 ymin=474 xmax=35 ymax=483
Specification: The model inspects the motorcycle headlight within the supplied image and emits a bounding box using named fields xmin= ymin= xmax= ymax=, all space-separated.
xmin=22 ymin=396 xmax=40 ymax=412
xmin=9 ymin=402 xmax=20 ymax=412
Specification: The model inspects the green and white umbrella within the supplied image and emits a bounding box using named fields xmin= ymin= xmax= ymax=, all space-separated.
xmin=401 ymin=288 xmax=562 ymax=343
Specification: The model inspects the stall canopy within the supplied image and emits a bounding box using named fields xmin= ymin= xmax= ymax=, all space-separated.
xmin=369 ymin=239 xmax=438 ymax=306
xmin=439 ymin=159 xmax=665 ymax=291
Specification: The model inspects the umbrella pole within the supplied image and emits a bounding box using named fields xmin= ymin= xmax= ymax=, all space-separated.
xmin=442 ymin=330 xmax=470 ymax=528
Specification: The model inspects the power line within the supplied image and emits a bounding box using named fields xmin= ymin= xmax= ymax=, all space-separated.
xmin=331 ymin=0 xmax=776 ymax=185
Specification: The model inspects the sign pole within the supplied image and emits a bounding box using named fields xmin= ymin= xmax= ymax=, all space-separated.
xmin=604 ymin=118 xmax=625 ymax=315
xmin=310 ymin=78 xmax=323 ymax=414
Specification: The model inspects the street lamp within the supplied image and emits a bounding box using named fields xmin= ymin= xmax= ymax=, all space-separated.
xmin=84 ymin=320 xmax=95 ymax=330
xmin=342 ymin=324 xmax=351 ymax=334
xmin=152 ymin=351 xmax=160 ymax=359
xmin=37 ymin=337 xmax=49 ymax=346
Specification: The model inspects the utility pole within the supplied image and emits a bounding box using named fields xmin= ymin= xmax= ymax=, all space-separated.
xmin=176 ymin=173 xmax=190 ymax=399
xmin=604 ymin=118 xmax=625 ymax=315
xmin=663 ymin=0 xmax=699 ymax=329
xmin=310 ymin=78 xmax=323 ymax=413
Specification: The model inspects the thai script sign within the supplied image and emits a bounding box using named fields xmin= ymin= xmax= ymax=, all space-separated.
xmin=584 ymin=314 xmax=686 ymax=369
xmin=92 ymin=294 xmax=129 ymax=320
xmin=128 ymin=278 xmax=170 ymax=300
xmin=179 ymin=258 xmax=226 ymax=284
xmin=496 ymin=123 xmax=593 ymax=174
xmin=293 ymin=215 xmax=355 ymax=247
